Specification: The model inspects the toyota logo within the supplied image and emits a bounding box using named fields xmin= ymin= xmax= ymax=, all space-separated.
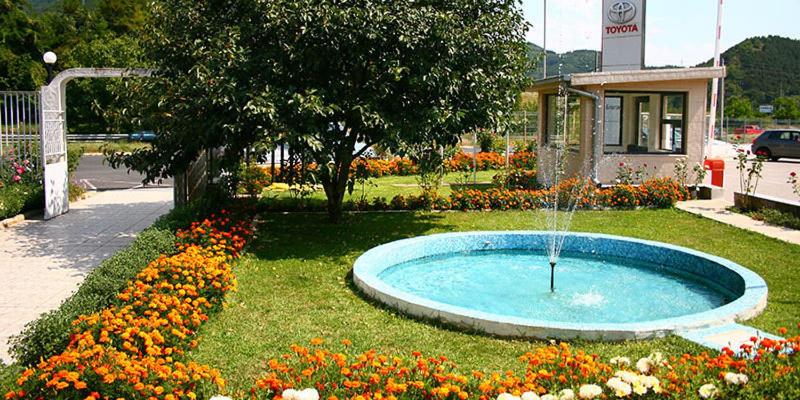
xmin=608 ymin=1 xmax=636 ymax=25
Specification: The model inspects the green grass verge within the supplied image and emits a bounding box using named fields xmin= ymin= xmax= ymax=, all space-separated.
xmin=261 ymin=169 xmax=500 ymax=209
xmin=68 ymin=141 xmax=151 ymax=155
xmin=189 ymin=209 xmax=799 ymax=395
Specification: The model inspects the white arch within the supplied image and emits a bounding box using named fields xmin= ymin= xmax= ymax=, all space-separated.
xmin=40 ymin=68 xmax=154 ymax=219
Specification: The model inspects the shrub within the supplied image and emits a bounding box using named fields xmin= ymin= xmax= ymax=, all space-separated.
xmin=0 ymin=183 xmax=43 ymax=220
xmin=509 ymin=151 xmax=537 ymax=170
xmin=640 ymin=177 xmax=689 ymax=208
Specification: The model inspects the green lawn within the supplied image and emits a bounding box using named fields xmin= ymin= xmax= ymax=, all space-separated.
xmin=261 ymin=169 xmax=500 ymax=208
xmin=189 ymin=209 xmax=799 ymax=395
xmin=67 ymin=140 xmax=151 ymax=154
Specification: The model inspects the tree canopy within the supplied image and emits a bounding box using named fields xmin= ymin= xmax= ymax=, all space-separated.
xmin=116 ymin=0 xmax=530 ymax=221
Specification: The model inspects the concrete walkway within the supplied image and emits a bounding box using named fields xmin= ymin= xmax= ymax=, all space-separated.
xmin=0 ymin=188 xmax=172 ymax=363
xmin=677 ymin=199 xmax=800 ymax=245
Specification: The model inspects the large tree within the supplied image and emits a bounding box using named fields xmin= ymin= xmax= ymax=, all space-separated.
xmin=119 ymin=0 xmax=530 ymax=222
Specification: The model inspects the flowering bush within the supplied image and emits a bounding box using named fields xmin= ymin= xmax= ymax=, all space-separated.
xmin=5 ymin=210 xmax=253 ymax=400
xmin=250 ymin=328 xmax=800 ymax=400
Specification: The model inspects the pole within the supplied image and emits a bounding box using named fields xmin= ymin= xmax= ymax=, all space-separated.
xmin=706 ymin=0 xmax=724 ymax=158
xmin=542 ymin=0 xmax=547 ymax=79
xmin=720 ymin=58 xmax=726 ymax=140
xmin=550 ymin=261 xmax=556 ymax=292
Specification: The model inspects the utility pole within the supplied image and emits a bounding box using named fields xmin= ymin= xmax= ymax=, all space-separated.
xmin=542 ymin=0 xmax=547 ymax=79
xmin=720 ymin=58 xmax=726 ymax=140
xmin=706 ymin=0 xmax=724 ymax=158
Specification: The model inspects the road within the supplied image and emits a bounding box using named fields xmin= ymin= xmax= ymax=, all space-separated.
xmin=74 ymin=155 xmax=173 ymax=191
xmin=721 ymin=156 xmax=799 ymax=203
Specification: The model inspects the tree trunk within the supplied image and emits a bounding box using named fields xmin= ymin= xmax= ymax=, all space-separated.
xmin=322 ymin=151 xmax=354 ymax=224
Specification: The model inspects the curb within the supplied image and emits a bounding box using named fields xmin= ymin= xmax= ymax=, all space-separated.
xmin=0 ymin=190 xmax=98 ymax=229
xmin=1 ymin=209 xmax=41 ymax=229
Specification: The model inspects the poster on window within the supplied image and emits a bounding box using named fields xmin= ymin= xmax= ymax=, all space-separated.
xmin=604 ymin=97 xmax=622 ymax=146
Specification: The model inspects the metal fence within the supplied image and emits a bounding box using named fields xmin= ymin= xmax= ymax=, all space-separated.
xmin=0 ymin=91 xmax=41 ymax=166
xmin=508 ymin=111 xmax=539 ymax=143
xmin=717 ymin=117 xmax=800 ymax=142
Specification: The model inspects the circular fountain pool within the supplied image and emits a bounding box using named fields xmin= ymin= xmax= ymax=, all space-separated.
xmin=353 ymin=232 xmax=768 ymax=340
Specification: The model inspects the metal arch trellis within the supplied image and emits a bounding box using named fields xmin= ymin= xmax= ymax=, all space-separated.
xmin=38 ymin=68 xmax=154 ymax=219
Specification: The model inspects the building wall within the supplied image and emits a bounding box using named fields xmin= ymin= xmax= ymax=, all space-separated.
xmin=532 ymin=78 xmax=710 ymax=184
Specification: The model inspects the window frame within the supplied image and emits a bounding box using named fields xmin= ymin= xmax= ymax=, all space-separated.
xmin=602 ymin=90 xmax=689 ymax=156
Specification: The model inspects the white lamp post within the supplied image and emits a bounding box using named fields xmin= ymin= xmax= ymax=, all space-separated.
xmin=43 ymin=51 xmax=57 ymax=84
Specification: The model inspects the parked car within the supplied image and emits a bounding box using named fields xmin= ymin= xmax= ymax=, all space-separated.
xmin=751 ymin=129 xmax=800 ymax=161
xmin=734 ymin=125 xmax=765 ymax=136
xmin=128 ymin=130 xmax=157 ymax=142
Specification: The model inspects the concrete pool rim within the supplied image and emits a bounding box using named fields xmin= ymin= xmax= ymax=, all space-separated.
xmin=352 ymin=231 xmax=768 ymax=341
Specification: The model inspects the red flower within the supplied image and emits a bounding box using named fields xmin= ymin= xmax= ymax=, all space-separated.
xmin=12 ymin=175 xmax=21 ymax=183
xmin=791 ymin=172 xmax=797 ymax=177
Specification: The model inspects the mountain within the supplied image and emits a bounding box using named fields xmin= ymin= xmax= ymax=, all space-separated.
xmin=526 ymin=43 xmax=598 ymax=78
xmin=697 ymin=36 xmax=800 ymax=105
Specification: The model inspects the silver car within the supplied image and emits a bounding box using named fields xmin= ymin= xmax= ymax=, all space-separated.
xmin=752 ymin=129 xmax=800 ymax=161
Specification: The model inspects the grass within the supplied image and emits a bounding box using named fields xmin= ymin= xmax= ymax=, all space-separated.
xmin=67 ymin=140 xmax=150 ymax=155
xmin=262 ymin=169 xmax=500 ymax=208
xmin=189 ymin=209 xmax=800 ymax=395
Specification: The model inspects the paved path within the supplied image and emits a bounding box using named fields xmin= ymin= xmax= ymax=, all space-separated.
xmin=677 ymin=199 xmax=800 ymax=245
xmin=0 ymin=187 xmax=172 ymax=363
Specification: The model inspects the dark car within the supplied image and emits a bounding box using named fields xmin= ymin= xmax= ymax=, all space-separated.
xmin=751 ymin=129 xmax=800 ymax=161
xmin=128 ymin=130 xmax=157 ymax=142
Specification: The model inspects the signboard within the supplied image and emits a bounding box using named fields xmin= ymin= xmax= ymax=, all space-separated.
xmin=601 ymin=0 xmax=646 ymax=72
xmin=759 ymin=104 xmax=774 ymax=114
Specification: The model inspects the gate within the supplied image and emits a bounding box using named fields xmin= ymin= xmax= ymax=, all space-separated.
xmin=0 ymin=91 xmax=41 ymax=167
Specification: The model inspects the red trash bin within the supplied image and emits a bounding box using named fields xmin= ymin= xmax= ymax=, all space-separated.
xmin=704 ymin=159 xmax=725 ymax=187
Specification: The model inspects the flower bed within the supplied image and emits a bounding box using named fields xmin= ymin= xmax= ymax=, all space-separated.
xmin=4 ymin=210 xmax=253 ymax=400
xmin=258 ymin=177 xmax=689 ymax=213
xmin=251 ymin=332 xmax=800 ymax=400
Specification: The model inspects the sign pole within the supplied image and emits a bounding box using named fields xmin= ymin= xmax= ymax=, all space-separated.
xmin=542 ymin=0 xmax=547 ymax=79
xmin=706 ymin=0 xmax=724 ymax=158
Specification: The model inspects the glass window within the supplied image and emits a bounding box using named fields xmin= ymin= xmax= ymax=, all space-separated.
xmin=544 ymin=94 xmax=581 ymax=147
xmin=603 ymin=92 xmax=687 ymax=155
xmin=604 ymin=97 xmax=622 ymax=146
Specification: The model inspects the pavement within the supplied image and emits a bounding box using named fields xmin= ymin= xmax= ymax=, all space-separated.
xmin=74 ymin=155 xmax=173 ymax=191
xmin=676 ymin=199 xmax=800 ymax=245
xmin=0 ymin=187 xmax=173 ymax=363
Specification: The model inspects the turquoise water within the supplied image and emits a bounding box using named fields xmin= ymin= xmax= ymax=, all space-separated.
xmin=377 ymin=250 xmax=732 ymax=324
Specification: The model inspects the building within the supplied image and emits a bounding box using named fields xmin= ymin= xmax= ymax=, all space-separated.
xmin=528 ymin=0 xmax=726 ymax=183
xmin=529 ymin=67 xmax=725 ymax=182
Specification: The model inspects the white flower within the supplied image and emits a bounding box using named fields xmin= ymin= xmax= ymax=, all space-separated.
xmin=699 ymin=383 xmax=718 ymax=399
xmin=521 ymin=392 xmax=541 ymax=400
xmin=632 ymin=381 xmax=647 ymax=395
xmin=614 ymin=370 xmax=639 ymax=385
xmin=298 ymin=388 xmax=320 ymax=400
xmin=641 ymin=375 xmax=660 ymax=390
xmin=636 ymin=357 xmax=653 ymax=374
xmin=558 ymin=389 xmax=575 ymax=400
xmin=578 ymin=384 xmax=602 ymax=399
xmin=606 ymin=377 xmax=632 ymax=398
xmin=609 ymin=356 xmax=631 ymax=367
xmin=541 ymin=395 xmax=557 ymax=400
xmin=282 ymin=389 xmax=299 ymax=400
xmin=648 ymin=352 xmax=664 ymax=364
xmin=724 ymin=372 xmax=749 ymax=386
xmin=497 ymin=393 xmax=521 ymax=400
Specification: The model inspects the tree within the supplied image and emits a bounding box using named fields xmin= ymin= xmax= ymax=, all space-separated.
xmin=116 ymin=0 xmax=530 ymax=222
xmin=725 ymin=96 xmax=754 ymax=119
xmin=773 ymin=96 xmax=800 ymax=120
xmin=0 ymin=0 xmax=45 ymax=90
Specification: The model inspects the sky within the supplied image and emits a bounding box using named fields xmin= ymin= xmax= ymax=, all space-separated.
xmin=521 ymin=0 xmax=800 ymax=67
